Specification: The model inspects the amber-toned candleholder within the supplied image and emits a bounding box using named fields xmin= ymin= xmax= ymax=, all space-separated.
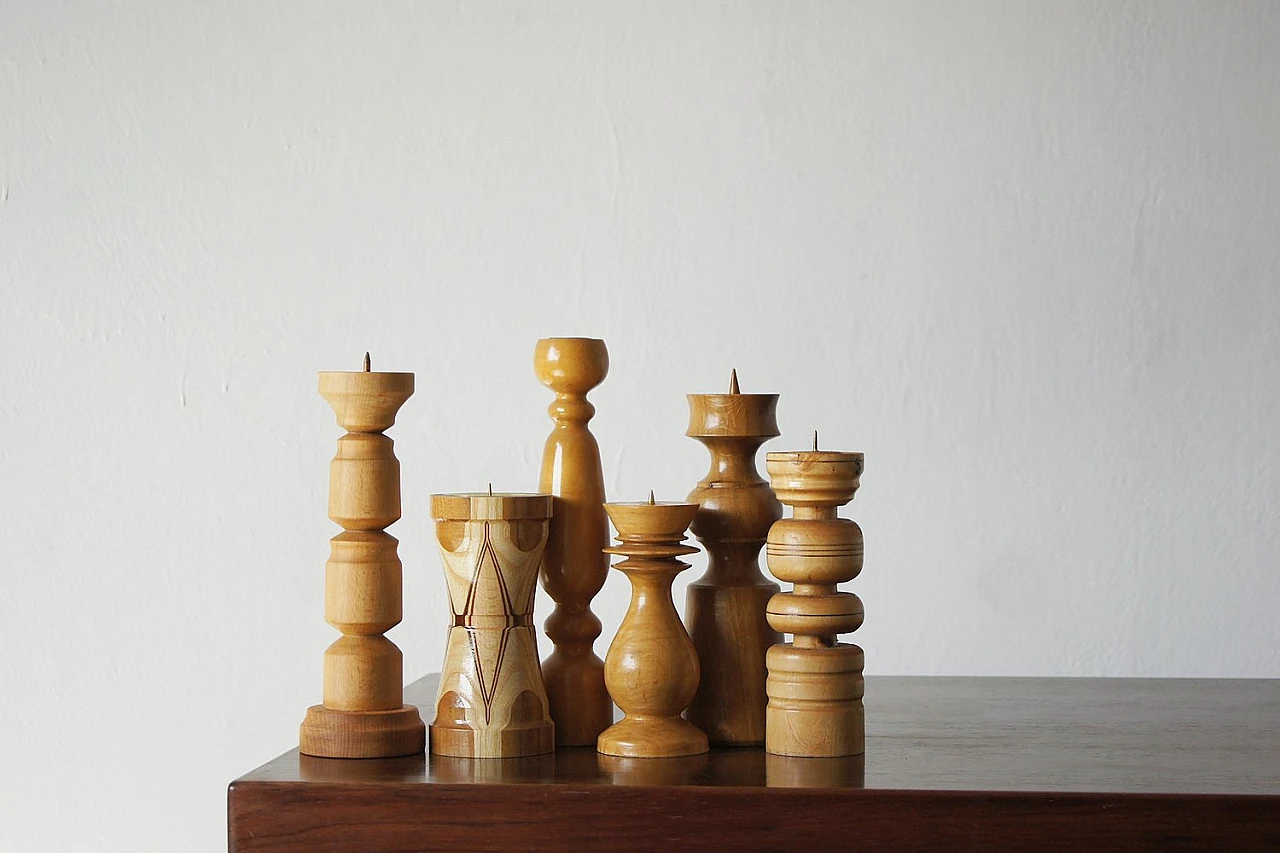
xmin=299 ymin=355 xmax=425 ymax=759
xmin=684 ymin=369 xmax=782 ymax=746
xmin=534 ymin=337 xmax=613 ymax=747
xmin=598 ymin=496 xmax=708 ymax=758
xmin=764 ymin=441 xmax=865 ymax=757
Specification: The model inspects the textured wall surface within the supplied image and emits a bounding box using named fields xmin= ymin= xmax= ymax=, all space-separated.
xmin=2 ymin=1 xmax=1278 ymax=850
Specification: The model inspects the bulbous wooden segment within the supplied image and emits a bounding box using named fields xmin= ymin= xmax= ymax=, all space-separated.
xmin=765 ymin=518 xmax=864 ymax=584
xmin=300 ymin=367 xmax=424 ymax=759
xmin=763 ymin=449 xmax=866 ymax=758
xmin=534 ymin=337 xmax=612 ymax=746
xmin=767 ymin=591 xmax=865 ymax=639
xmin=598 ymin=501 xmax=708 ymax=758
xmin=430 ymin=493 xmax=555 ymax=758
xmin=684 ymin=389 xmax=782 ymax=745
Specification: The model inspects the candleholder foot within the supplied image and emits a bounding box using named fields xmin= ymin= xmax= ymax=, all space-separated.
xmin=299 ymin=704 xmax=426 ymax=759
xmin=597 ymin=716 xmax=709 ymax=758
xmin=430 ymin=714 xmax=555 ymax=759
xmin=764 ymin=643 xmax=864 ymax=758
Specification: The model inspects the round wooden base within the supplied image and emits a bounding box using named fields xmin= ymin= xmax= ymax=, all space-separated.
xmin=765 ymin=642 xmax=865 ymax=757
xmin=429 ymin=719 xmax=555 ymax=759
xmin=597 ymin=716 xmax=709 ymax=758
xmin=299 ymin=704 xmax=425 ymax=759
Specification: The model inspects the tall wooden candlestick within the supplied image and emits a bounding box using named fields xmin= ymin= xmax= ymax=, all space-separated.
xmin=430 ymin=492 xmax=555 ymax=758
xmin=684 ymin=369 xmax=782 ymax=746
xmin=534 ymin=337 xmax=612 ymax=746
xmin=598 ymin=494 xmax=708 ymax=758
xmin=300 ymin=354 xmax=426 ymax=758
xmin=764 ymin=436 xmax=865 ymax=757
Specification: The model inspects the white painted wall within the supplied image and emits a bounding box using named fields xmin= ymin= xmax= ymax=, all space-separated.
xmin=2 ymin=1 xmax=1277 ymax=849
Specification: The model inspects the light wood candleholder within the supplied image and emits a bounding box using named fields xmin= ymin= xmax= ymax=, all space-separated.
xmin=429 ymin=492 xmax=555 ymax=758
xmin=534 ymin=337 xmax=613 ymax=747
xmin=763 ymin=441 xmax=865 ymax=757
xmin=598 ymin=496 xmax=708 ymax=759
xmin=684 ymin=369 xmax=782 ymax=746
xmin=300 ymin=356 xmax=426 ymax=758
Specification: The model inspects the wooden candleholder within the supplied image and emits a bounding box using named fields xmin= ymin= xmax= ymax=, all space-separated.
xmin=763 ymin=444 xmax=865 ymax=757
xmin=429 ymin=492 xmax=555 ymax=758
xmin=300 ymin=357 xmax=426 ymax=758
xmin=598 ymin=497 xmax=708 ymax=758
xmin=534 ymin=337 xmax=613 ymax=747
xmin=684 ymin=370 xmax=782 ymax=746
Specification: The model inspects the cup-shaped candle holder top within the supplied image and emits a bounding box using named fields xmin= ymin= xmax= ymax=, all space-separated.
xmin=765 ymin=450 xmax=862 ymax=507
xmin=430 ymin=492 xmax=555 ymax=759
xmin=598 ymin=499 xmax=708 ymax=758
xmin=534 ymin=337 xmax=613 ymax=747
xmin=533 ymin=337 xmax=609 ymax=395
xmin=319 ymin=370 xmax=415 ymax=434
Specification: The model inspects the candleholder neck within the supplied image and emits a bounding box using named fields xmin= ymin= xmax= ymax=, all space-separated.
xmin=548 ymin=395 xmax=596 ymax=425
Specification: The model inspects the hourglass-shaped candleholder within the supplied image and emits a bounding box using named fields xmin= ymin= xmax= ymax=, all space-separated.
xmin=598 ymin=496 xmax=708 ymax=758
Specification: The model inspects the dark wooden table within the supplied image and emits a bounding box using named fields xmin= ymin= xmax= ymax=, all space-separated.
xmin=229 ymin=675 xmax=1279 ymax=851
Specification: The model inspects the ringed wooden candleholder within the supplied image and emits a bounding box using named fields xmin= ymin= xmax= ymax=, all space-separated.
xmin=299 ymin=356 xmax=426 ymax=759
xmin=684 ymin=369 xmax=782 ymax=746
xmin=763 ymin=441 xmax=865 ymax=757
xmin=598 ymin=496 xmax=708 ymax=759
xmin=534 ymin=337 xmax=613 ymax=747
xmin=429 ymin=492 xmax=555 ymax=758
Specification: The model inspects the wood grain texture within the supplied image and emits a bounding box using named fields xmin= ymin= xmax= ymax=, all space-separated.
xmin=534 ymin=337 xmax=613 ymax=746
xmin=764 ymin=449 xmax=865 ymax=757
xmin=598 ymin=500 xmax=707 ymax=758
xmin=683 ymin=378 xmax=782 ymax=746
xmin=235 ymin=675 xmax=1280 ymax=852
xmin=299 ymin=365 xmax=424 ymax=758
xmin=429 ymin=493 xmax=554 ymax=758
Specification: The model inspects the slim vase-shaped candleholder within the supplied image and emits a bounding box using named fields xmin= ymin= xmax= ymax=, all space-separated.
xmin=598 ymin=498 xmax=708 ymax=758
xmin=534 ymin=337 xmax=613 ymax=746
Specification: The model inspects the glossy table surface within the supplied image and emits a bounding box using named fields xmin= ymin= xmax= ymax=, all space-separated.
xmin=229 ymin=674 xmax=1280 ymax=851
